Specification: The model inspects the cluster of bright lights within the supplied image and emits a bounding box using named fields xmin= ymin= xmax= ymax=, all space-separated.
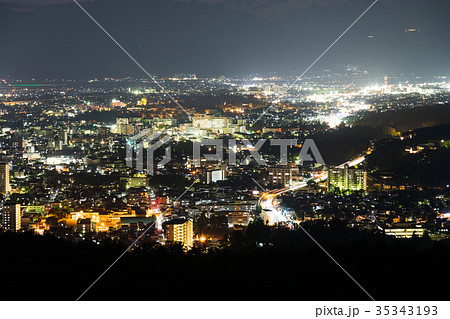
xmin=324 ymin=114 xmax=346 ymax=128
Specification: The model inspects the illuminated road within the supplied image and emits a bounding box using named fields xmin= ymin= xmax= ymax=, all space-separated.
xmin=260 ymin=156 xmax=366 ymax=225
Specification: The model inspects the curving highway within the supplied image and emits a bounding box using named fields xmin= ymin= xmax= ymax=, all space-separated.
xmin=260 ymin=156 xmax=365 ymax=225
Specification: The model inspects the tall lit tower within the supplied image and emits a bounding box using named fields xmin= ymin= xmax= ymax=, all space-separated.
xmin=2 ymin=204 xmax=21 ymax=231
xmin=164 ymin=219 xmax=194 ymax=250
xmin=0 ymin=162 xmax=11 ymax=195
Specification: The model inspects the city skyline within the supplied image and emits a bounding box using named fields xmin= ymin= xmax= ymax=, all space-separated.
xmin=1 ymin=0 xmax=450 ymax=308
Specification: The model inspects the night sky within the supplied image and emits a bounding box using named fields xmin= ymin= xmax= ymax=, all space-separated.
xmin=1 ymin=0 xmax=449 ymax=78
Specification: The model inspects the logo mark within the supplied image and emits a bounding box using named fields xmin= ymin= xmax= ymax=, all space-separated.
xmin=126 ymin=130 xmax=171 ymax=175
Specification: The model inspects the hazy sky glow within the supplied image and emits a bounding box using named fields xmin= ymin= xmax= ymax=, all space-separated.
xmin=1 ymin=0 xmax=449 ymax=78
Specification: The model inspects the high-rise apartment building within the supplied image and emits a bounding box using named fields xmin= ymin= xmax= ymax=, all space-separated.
xmin=76 ymin=218 xmax=92 ymax=234
xmin=327 ymin=164 xmax=367 ymax=193
xmin=2 ymin=204 xmax=21 ymax=231
xmin=164 ymin=219 xmax=194 ymax=250
xmin=0 ymin=162 xmax=11 ymax=194
xmin=116 ymin=118 xmax=134 ymax=135
xmin=268 ymin=164 xmax=300 ymax=187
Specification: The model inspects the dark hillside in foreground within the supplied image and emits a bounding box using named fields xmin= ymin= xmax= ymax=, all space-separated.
xmin=1 ymin=229 xmax=450 ymax=301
